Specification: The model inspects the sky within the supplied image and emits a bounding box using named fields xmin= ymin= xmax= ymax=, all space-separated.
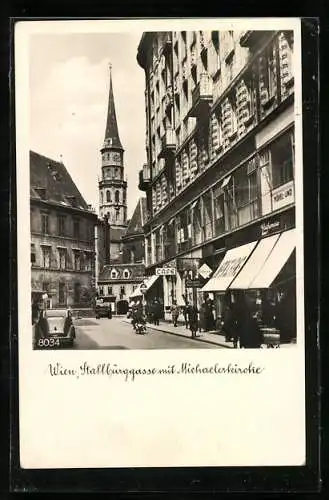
xmin=29 ymin=32 xmax=145 ymax=218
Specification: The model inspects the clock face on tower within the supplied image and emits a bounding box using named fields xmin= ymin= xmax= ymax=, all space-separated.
xmin=109 ymin=152 xmax=121 ymax=165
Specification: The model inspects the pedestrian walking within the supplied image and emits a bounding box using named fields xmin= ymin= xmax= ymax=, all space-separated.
xmin=170 ymin=300 xmax=179 ymax=327
xmin=198 ymin=302 xmax=206 ymax=333
xmin=222 ymin=303 xmax=239 ymax=348
xmin=153 ymin=298 xmax=161 ymax=326
xmin=188 ymin=304 xmax=199 ymax=338
xmin=183 ymin=301 xmax=190 ymax=329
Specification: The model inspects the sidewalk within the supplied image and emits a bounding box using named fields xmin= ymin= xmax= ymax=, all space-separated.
xmin=122 ymin=317 xmax=235 ymax=348
xmin=121 ymin=317 xmax=297 ymax=349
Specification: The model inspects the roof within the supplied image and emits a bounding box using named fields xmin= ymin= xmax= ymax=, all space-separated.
xmin=123 ymin=198 xmax=147 ymax=237
xmin=30 ymin=151 xmax=89 ymax=210
xmin=103 ymin=67 xmax=123 ymax=150
xmin=98 ymin=263 xmax=145 ymax=281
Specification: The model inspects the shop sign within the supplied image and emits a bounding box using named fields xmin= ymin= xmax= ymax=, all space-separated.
xmin=216 ymin=256 xmax=247 ymax=278
xmin=139 ymin=282 xmax=148 ymax=293
xmin=198 ymin=263 xmax=213 ymax=279
xmin=186 ymin=279 xmax=203 ymax=288
xmin=261 ymin=220 xmax=281 ymax=237
xmin=155 ymin=267 xmax=176 ymax=276
xmin=272 ymin=181 xmax=294 ymax=211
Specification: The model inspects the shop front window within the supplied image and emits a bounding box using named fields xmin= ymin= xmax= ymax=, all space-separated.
xmin=270 ymin=132 xmax=294 ymax=189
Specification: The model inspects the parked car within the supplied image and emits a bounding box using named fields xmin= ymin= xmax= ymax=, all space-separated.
xmin=34 ymin=308 xmax=76 ymax=349
xmin=95 ymin=298 xmax=113 ymax=319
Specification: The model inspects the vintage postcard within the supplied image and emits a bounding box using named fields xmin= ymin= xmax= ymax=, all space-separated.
xmin=15 ymin=18 xmax=307 ymax=470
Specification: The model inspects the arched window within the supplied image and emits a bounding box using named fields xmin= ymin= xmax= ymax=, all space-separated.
xmin=123 ymin=269 xmax=130 ymax=279
xmin=115 ymin=190 xmax=120 ymax=203
xmin=106 ymin=190 xmax=111 ymax=202
xmin=115 ymin=210 xmax=120 ymax=221
xmin=110 ymin=269 xmax=118 ymax=279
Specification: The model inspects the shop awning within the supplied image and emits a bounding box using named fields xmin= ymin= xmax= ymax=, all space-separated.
xmin=248 ymin=229 xmax=295 ymax=289
xmin=129 ymin=275 xmax=160 ymax=298
xmin=201 ymin=241 xmax=258 ymax=292
xmin=229 ymin=234 xmax=280 ymax=289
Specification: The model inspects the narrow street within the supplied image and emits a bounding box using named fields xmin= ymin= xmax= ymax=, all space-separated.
xmin=72 ymin=316 xmax=218 ymax=350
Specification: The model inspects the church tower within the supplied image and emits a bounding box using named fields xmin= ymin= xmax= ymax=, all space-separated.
xmin=99 ymin=64 xmax=128 ymax=227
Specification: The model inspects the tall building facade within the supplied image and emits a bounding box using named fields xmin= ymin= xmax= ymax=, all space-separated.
xmin=30 ymin=151 xmax=97 ymax=309
xmin=97 ymin=198 xmax=146 ymax=314
xmin=98 ymin=65 xmax=128 ymax=265
xmin=137 ymin=29 xmax=296 ymax=329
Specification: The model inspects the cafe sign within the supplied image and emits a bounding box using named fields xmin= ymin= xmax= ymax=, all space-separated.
xmin=272 ymin=181 xmax=294 ymax=211
xmin=155 ymin=267 xmax=176 ymax=276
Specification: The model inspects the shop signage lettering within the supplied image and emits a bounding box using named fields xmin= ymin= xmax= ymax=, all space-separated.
xmin=186 ymin=279 xmax=203 ymax=288
xmin=155 ymin=267 xmax=176 ymax=276
xmin=261 ymin=220 xmax=280 ymax=236
xmin=272 ymin=181 xmax=294 ymax=210
xmin=217 ymin=256 xmax=247 ymax=278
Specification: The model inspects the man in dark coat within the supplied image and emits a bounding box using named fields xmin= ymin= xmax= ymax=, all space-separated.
xmin=188 ymin=304 xmax=199 ymax=338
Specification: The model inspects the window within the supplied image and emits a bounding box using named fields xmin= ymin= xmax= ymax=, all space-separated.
xmin=58 ymin=248 xmax=67 ymax=270
xmin=41 ymin=213 xmax=49 ymax=234
xmin=111 ymin=269 xmax=117 ymax=279
xmin=59 ymin=282 xmax=66 ymax=305
xmin=270 ymin=132 xmax=294 ymax=189
xmin=84 ymin=252 xmax=92 ymax=271
xmin=41 ymin=246 xmax=51 ymax=268
xmin=73 ymin=219 xmax=80 ymax=239
xmin=192 ymin=200 xmax=202 ymax=245
xmin=100 ymin=191 xmax=103 ymax=204
xmin=106 ymin=190 xmax=111 ymax=202
xmin=259 ymin=42 xmax=277 ymax=106
xmin=177 ymin=210 xmax=191 ymax=252
xmin=74 ymin=282 xmax=81 ymax=304
xmin=99 ymin=286 xmax=104 ymax=296
xmin=155 ymin=229 xmax=163 ymax=262
xmin=234 ymin=159 xmax=259 ymax=226
xmin=115 ymin=190 xmax=120 ymax=204
xmin=57 ymin=215 xmax=66 ymax=236
xmin=31 ymin=244 xmax=36 ymax=265
xmin=213 ymin=186 xmax=225 ymax=235
xmin=120 ymin=286 xmax=125 ymax=297
xmin=164 ymin=222 xmax=176 ymax=259
xmin=203 ymin=191 xmax=213 ymax=240
xmin=123 ymin=190 xmax=126 ymax=203
xmin=123 ymin=269 xmax=130 ymax=279
xmin=74 ymin=251 xmax=81 ymax=271
xmin=115 ymin=209 xmax=120 ymax=221
xmin=108 ymin=286 xmax=113 ymax=295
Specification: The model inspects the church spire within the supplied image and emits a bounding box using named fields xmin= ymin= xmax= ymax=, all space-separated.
xmin=103 ymin=63 xmax=123 ymax=150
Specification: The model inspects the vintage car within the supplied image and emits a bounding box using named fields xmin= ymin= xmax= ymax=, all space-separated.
xmin=34 ymin=308 xmax=76 ymax=349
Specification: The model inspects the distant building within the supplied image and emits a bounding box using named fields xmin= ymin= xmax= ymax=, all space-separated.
xmin=97 ymin=64 xmax=128 ymax=271
xmin=30 ymin=151 xmax=97 ymax=309
xmin=97 ymin=198 xmax=146 ymax=314
xmin=137 ymin=30 xmax=296 ymax=333
xmin=96 ymin=65 xmax=146 ymax=313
